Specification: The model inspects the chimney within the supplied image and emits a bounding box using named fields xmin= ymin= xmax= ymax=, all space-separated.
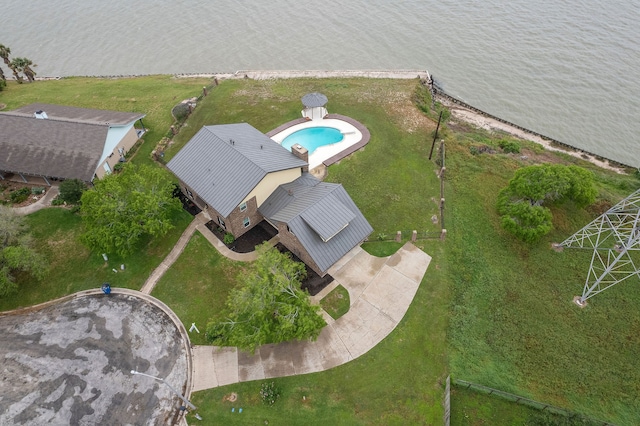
xmin=34 ymin=110 xmax=48 ymax=119
xmin=291 ymin=144 xmax=309 ymax=172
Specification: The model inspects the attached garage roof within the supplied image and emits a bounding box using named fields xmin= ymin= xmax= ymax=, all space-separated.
xmin=260 ymin=173 xmax=373 ymax=274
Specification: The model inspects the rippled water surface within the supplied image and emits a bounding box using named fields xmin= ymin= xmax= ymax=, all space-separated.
xmin=1 ymin=0 xmax=639 ymax=166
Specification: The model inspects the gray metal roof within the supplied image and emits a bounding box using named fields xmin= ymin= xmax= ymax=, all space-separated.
xmin=259 ymin=173 xmax=373 ymax=274
xmin=4 ymin=103 xmax=145 ymax=126
xmin=300 ymin=194 xmax=355 ymax=242
xmin=301 ymin=93 xmax=328 ymax=108
xmin=166 ymin=123 xmax=307 ymax=217
xmin=0 ymin=114 xmax=107 ymax=181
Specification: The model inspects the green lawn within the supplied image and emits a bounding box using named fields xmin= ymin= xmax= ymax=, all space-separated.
xmin=443 ymin=122 xmax=640 ymax=425
xmin=151 ymin=231 xmax=249 ymax=346
xmin=320 ymin=284 xmax=350 ymax=320
xmin=0 ymin=207 xmax=193 ymax=312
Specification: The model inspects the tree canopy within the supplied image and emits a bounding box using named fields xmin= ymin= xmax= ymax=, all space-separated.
xmin=0 ymin=206 xmax=47 ymax=296
xmin=206 ymin=243 xmax=326 ymax=353
xmin=497 ymin=164 xmax=597 ymax=242
xmin=80 ymin=164 xmax=182 ymax=257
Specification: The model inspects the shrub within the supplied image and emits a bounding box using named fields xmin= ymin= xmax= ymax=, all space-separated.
xmin=223 ymin=233 xmax=235 ymax=245
xmin=113 ymin=162 xmax=126 ymax=172
xmin=260 ymin=382 xmax=281 ymax=405
xmin=9 ymin=187 xmax=30 ymax=204
xmin=31 ymin=187 xmax=45 ymax=195
xmin=498 ymin=139 xmax=520 ymax=154
xmin=59 ymin=179 xmax=87 ymax=204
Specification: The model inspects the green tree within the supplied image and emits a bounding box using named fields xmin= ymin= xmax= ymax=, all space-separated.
xmin=0 ymin=206 xmax=47 ymax=296
xmin=80 ymin=164 xmax=182 ymax=256
xmin=497 ymin=164 xmax=597 ymax=242
xmin=10 ymin=57 xmax=36 ymax=83
xmin=206 ymin=243 xmax=326 ymax=353
xmin=0 ymin=44 xmax=12 ymax=81
xmin=58 ymin=179 xmax=87 ymax=204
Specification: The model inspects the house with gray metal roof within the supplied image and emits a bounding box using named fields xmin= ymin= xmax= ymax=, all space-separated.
xmin=260 ymin=173 xmax=373 ymax=276
xmin=168 ymin=122 xmax=372 ymax=276
xmin=0 ymin=103 xmax=146 ymax=184
xmin=167 ymin=123 xmax=308 ymax=238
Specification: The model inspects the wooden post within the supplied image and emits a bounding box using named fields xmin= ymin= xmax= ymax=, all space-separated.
xmin=429 ymin=111 xmax=443 ymax=160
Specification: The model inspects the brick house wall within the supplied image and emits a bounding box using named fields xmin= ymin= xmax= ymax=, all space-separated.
xmin=222 ymin=196 xmax=263 ymax=238
xmin=275 ymin=222 xmax=325 ymax=277
xmin=179 ymin=182 xmax=263 ymax=238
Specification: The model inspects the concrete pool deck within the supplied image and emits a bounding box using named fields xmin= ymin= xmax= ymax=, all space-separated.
xmin=267 ymin=114 xmax=370 ymax=170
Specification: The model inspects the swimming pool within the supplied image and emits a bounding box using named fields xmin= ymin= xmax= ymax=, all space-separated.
xmin=281 ymin=127 xmax=344 ymax=154
xmin=270 ymin=118 xmax=365 ymax=170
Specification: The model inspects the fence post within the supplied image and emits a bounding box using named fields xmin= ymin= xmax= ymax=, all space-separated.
xmin=412 ymin=230 xmax=417 ymax=242
xmin=395 ymin=231 xmax=402 ymax=242
xmin=440 ymin=229 xmax=447 ymax=241
xmin=443 ymin=376 xmax=450 ymax=426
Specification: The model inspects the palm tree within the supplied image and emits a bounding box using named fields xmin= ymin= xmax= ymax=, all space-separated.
xmin=1 ymin=45 xmax=23 ymax=83
xmin=10 ymin=58 xmax=28 ymax=83
xmin=13 ymin=57 xmax=36 ymax=82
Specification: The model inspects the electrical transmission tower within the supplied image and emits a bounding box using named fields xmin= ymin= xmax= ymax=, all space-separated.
xmin=558 ymin=188 xmax=640 ymax=306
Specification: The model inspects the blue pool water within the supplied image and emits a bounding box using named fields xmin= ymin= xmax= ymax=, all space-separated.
xmin=281 ymin=127 xmax=344 ymax=154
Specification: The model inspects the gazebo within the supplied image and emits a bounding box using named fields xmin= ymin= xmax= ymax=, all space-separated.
xmin=301 ymin=92 xmax=328 ymax=121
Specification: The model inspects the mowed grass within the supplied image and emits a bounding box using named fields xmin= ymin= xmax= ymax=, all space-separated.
xmin=151 ymin=231 xmax=249 ymax=346
xmin=320 ymin=284 xmax=350 ymax=320
xmin=443 ymin=122 xmax=640 ymax=424
xmin=0 ymin=207 xmax=193 ymax=312
xmin=0 ymin=75 xmax=212 ymax=166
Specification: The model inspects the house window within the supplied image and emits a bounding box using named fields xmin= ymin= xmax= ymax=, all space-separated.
xmin=218 ymin=216 xmax=226 ymax=229
xmin=243 ymin=217 xmax=250 ymax=228
xmin=103 ymin=162 xmax=112 ymax=175
xmin=239 ymin=202 xmax=247 ymax=212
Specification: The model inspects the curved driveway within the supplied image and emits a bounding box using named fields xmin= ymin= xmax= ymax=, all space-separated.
xmin=190 ymin=242 xmax=431 ymax=391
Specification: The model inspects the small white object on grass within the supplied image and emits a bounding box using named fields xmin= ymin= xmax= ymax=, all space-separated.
xmin=102 ymin=253 xmax=108 ymax=261
xmin=112 ymin=269 xmax=118 ymax=273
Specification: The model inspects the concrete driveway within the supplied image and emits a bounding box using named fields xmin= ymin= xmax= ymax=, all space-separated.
xmin=191 ymin=242 xmax=431 ymax=391
xmin=0 ymin=291 xmax=190 ymax=425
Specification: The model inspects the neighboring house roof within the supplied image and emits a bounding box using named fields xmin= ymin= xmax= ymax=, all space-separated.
xmin=260 ymin=173 xmax=373 ymax=274
xmin=167 ymin=123 xmax=308 ymax=217
xmin=0 ymin=103 xmax=146 ymax=181
xmin=0 ymin=114 xmax=108 ymax=181
xmin=3 ymin=103 xmax=145 ymax=126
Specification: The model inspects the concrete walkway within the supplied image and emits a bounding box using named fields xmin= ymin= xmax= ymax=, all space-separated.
xmin=12 ymin=186 xmax=59 ymax=215
xmin=141 ymin=212 xmax=280 ymax=294
xmin=190 ymin=243 xmax=431 ymax=392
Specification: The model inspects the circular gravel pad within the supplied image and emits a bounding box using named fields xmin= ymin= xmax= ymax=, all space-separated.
xmin=0 ymin=293 xmax=188 ymax=425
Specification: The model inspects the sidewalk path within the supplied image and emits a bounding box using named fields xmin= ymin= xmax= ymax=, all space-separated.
xmin=13 ymin=186 xmax=59 ymax=215
xmin=140 ymin=213 xmax=207 ymax=294
xmin=190 ymin=243 xmax=431 ymax=392
xmin=141 ymin=212 xmax=280 ymax=294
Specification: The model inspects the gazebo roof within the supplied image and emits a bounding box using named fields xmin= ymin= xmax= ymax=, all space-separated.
xmin=301 ymin=92 xmax=328 ymax=108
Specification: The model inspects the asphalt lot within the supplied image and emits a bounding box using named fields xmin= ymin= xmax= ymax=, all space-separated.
xmin=0 ymin=293 xmax=188 ymax=425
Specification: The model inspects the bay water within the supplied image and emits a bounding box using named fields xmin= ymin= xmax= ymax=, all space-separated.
xmin=1 ymin=0 xmax=638 ymax=167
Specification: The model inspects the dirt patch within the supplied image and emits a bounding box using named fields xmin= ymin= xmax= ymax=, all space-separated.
xmin=223 ymin=392 xmax=238 ymax=402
